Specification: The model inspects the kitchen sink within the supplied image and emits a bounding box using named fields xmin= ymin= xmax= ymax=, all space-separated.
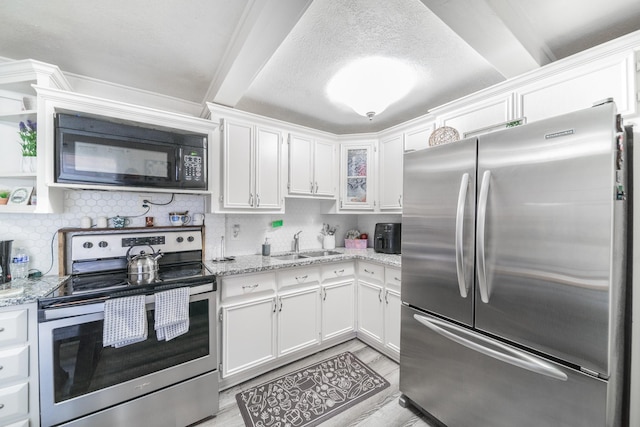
xmin=300 ymin=250 xmax=342 ymax=258
xmin=271 ymin=250 xmax=342 ymax=261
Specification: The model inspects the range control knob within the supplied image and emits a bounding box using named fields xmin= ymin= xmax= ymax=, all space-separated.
xmin=82 ymin=242 xmax=93 ymax=249
xmin=99 ymin=241 xmax=108 ymax=248
xmin=176 ymin=237 xmax=184 ymax=243
xmin=187 ymin=236 xmax=195 ymax=242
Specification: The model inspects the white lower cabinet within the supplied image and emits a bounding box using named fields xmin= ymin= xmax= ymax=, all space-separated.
xmin=221 ymin=296 xmax=276 ymax=378
xmin=277 ymin=288 xmax=321 ymax=356
xmin=356 ymin=262 xmax=402 ymax=361
xmin=357 ymin=281 xmax=385 ymax=344
xmin=219 ymin=260 xmax=400 ymax=387
xmin=321 ymin=281 xmax=355 ymax=340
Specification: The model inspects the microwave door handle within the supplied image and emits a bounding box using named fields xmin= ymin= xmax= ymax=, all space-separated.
xmin=413 ymin=314 xmax=568 ymax=381
xmin=455 ymin=173 xmax=470 ymax=298
xmin=477 ymin=170 xmax=491 ymax=303
xmin=176 ymin=147 xmax=183 ymax=182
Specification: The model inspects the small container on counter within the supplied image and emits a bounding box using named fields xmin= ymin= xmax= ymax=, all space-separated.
xmin=262 ymin=238 xmax=271 ymax=257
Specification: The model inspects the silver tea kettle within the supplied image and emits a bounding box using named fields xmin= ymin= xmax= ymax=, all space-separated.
xmin=126 ymin=245 xmax=163 ymax=285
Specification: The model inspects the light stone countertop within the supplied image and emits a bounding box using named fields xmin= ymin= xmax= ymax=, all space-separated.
xmin=0 ymin=275 xmax=68 ymax=308
xmin=205 ymin=248 xmax=401 ymax=277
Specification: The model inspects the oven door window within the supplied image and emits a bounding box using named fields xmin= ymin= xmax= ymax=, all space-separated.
xmin=50 ymin=299 xmax=209 ymax=403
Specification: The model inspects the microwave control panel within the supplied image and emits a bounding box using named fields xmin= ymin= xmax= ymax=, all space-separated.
xmin=182 ymin=147 xmax=205 ymax=184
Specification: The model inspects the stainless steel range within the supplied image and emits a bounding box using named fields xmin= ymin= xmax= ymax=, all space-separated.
xmin=38 ymin=226 xmax=218 ymax=427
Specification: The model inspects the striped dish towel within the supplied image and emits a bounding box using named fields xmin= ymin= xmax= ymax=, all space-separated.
xmin=103 ymin=295 xmax=148 ymax=348
xmin=155 ymin=287 xmax=190 ymax=341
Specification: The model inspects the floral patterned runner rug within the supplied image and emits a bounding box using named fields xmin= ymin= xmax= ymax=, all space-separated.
xmin=236 ymin=351 xmax=390 ymax=427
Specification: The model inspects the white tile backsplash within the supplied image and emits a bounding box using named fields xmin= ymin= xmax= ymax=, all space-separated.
xmin=0 ymin=191 xmax=400 ymax=275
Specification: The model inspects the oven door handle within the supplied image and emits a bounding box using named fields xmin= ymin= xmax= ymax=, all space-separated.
xmin=41 ymin=283 xmax=214 ymax=321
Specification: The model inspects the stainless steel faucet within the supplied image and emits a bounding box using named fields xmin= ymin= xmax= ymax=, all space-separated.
xmin=293 ymin=231 xmax=302 ymax=253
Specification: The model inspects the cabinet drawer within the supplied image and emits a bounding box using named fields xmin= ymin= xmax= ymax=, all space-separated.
xmin=358 ymin=262 xmax=384 ymax=284
xmin=0 ymin=310 xmax=27 ymax=346
xmin=320 ymin=262 xmax=355 ymax=282
xmin=221 ymin=272 xmax=276 ymax=302
xmin=385 ymin=267 xmax=402 ymax=292
xmin=0 ymin=346 xmax=28 ymax=383
xmin=277 ymin=267 xmax=320 ymax=290
xmin=0 ymin=382 xmax=28 ymax=422
xmin=4 ymin=419 xmax=29 ymax=427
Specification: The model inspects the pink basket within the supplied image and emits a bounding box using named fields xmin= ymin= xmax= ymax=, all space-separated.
xmin=345 ymin=239 xmax=367 ymax=249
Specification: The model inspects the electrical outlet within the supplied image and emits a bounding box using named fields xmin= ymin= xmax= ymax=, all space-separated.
xmin=139 ymin=195 xmax=152 ymax=207
xmin=231 ymin=224 xmax=240 ymax=240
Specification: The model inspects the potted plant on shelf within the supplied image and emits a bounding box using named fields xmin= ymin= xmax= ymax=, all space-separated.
xmin=0 ymin=190 xmax=10 ymax=205
xmin=18 ymin=120 xmax=37 ymax=173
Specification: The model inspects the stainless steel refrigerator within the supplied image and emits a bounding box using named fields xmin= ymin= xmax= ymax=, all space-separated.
xmin=399 ymin=102 xmax=631 ymax=427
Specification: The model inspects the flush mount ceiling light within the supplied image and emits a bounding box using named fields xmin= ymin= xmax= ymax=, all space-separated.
xmin=327 ymin=57 xmax=416 ymax=120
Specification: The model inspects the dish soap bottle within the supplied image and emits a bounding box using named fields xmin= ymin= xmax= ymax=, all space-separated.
xmin=262 ymin=238 xmax=271 ymax=257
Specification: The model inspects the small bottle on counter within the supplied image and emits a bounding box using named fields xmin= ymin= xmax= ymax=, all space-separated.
xmin=11 ymin=247 xmax=29 ymax=280
xmin=262 ymin=238 xmax=271 ymax=257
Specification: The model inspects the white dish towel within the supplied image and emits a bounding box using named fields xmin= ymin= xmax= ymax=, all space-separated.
xmin=155 ymin=287 xmax=190 ymax=341
xmin=103 ymin=295 xmax=148 ymax=348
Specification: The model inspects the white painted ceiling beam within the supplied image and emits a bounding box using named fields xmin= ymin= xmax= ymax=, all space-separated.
xmin=419 ymin=0 xmax=555 ymax=78
xmin=202 ymin=0 xmax=313 ymax=114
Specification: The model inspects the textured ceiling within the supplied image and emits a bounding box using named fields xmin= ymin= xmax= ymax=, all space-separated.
xmin=0 ymin=0 xmax=639 ymax=134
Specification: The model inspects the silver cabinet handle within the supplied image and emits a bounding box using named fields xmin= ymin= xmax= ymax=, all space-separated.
xmin=384 ymin=290 xmax=389 ymax=304
xmin=364 ymin=269 xmax=375 ymax=275
xmin=273 ymin=298 xmax=277 ymax=313
xmin=477 ymin=170 xmax=491 ymax=303
xmin=413 ymin=314 xmax=568 ymax=381
xmin=0 ymin=403 xmax=4 ymax=409
xmin=242 ymin=284 xmax=259 ymax=290
xmin=310 ymin=181 xmax=314 ymax=193
xmin=455 ymin=173 xmax=470 ymax=298
xmin=295 ymin=275 xmax=308 ymax=283
xmin=378 ymin=288 xmax=383 ymax=302
xmin=0 ymin=327 xmax=4 ymax=332
xmin=334 ymin=269 xmax=345 ymax=276
xmin=279 ymin=297 xmax=283 ymax=312
xmin=394 ymin=277 xmax=401 ymax=282
xmin=314 ymin=182 xmax=319 ymax=193
xmin=323 ymin=288 xmax=327 ymax=301
xmin=248 ymin=193 xmax=254 ymax=206
xmin=398 ymin=194 xmax=402 ymax=207
xmin=256 ymin=194 xmax=260 ymax=207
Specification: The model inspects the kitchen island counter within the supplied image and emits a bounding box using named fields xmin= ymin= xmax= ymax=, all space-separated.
xmin=205 ymin=248 xmax=400 ymax=277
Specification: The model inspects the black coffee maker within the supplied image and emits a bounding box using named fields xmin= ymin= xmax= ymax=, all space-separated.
xmin=0 ymin=240 xmax=12 ymax=283
xmin=373 ymin=223 xmax=401 ymax=254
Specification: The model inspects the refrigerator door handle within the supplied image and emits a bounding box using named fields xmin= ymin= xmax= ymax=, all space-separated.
xmin=477 ymin=170 xmax=491 ymax=303
xmin=455 ymin=173 xmax=470 ymax=298
xmin=413 ymin=313 xmax=568 ymax=381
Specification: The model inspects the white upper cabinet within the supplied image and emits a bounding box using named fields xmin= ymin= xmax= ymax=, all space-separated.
xmin=403 ymin=122 xmax=435 ymax=152
xmin=435 ymin=93 xmax=515 ymax=138
xmin=0 ymin=60 xmax=71 ymax=214
xmin=288 ymin=133 xmax=336 ymax=198
xmin=378 ymin=134 xmax=403 ymax=211
xmin=339 ymin=141 xmax=376 ymax=210
xmin=515 ymin=52 xmax=637 ymax=123
xmin=221 ymin=118 xmax=282 ymax=211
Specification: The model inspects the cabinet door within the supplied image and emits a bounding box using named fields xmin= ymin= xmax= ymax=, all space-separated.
xmin=384 ymin=288 xmax=401 ymax=357
xmin=322 ymin=281 xmax=355 ymax=340
xmin=439 ymin=94 xmax=512 ymax=138
xmin=357 ymin=281 xmax=384 ymax=344
xmin=223 ymin=120 xmax=254 ymax=209
xmin=341 ymin=142 xmax=375 ymax=210
xmin=278 ymin=288 xmax=321 ymax=356
xmin=378 ymin=135 xmax=403 ymax=210
xmin=313 ymin=140 xmax=335 ymax=197
xmin=404 ymin=123 xmax=435 ymax=152
xmin=255 ymin=126 xmax=282 ymax=209
xmin=288 ymin=133 xmax=314 ymax=195
xmin=221 ymin=297 xmax=276 ymax=377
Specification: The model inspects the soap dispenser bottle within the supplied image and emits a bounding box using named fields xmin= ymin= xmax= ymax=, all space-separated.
xmin=262 ymin=238 xmax=271 ymax=257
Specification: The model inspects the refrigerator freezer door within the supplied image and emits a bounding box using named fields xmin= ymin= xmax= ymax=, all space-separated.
xmin=475 ymin=103 xmax=620 ymax=375
xmin=400 ymin=306 xmax=609 ymax=427
xmin=402 ymin=138 xmax=477 ymax=326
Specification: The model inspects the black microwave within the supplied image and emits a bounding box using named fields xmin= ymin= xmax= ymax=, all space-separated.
xmin=54 ymin=113 xmax=207 ymax=190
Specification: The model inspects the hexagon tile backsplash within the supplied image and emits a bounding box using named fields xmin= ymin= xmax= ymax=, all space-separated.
xmin=0 ymin=191 xmax=400 ymax=276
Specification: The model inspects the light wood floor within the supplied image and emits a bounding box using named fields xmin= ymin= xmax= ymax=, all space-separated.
xmin=196 ymin=339 xmax=436 ymax=427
